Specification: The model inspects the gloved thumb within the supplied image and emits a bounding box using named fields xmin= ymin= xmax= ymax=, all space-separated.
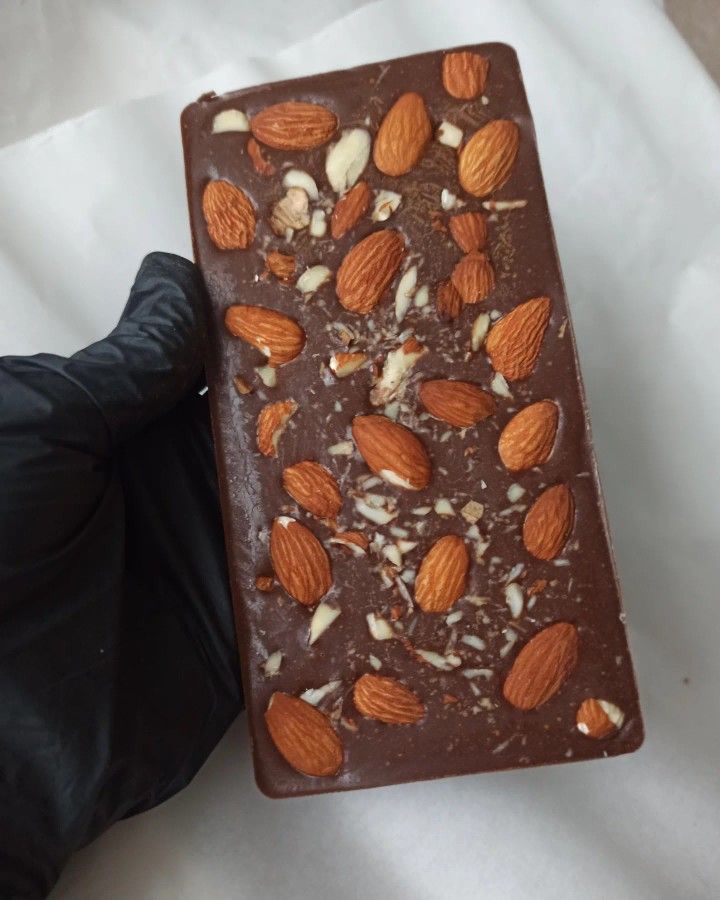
xmin=66 ymin=252 xmax=207 ymax=445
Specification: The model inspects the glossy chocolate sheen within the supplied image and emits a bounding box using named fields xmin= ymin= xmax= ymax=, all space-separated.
xmin=181 ymin=43 xmax=643 ymax=798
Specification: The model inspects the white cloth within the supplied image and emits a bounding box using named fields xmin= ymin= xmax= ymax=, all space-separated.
xmin=1 ymin=1 xmax=719 ymax=897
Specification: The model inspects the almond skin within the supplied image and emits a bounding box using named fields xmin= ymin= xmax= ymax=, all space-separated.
xmin=451 ymin=251 xmax=495 ymax=304
xmin=448 ymin=211 xmax=487 ymax=253
xmin=225 ymin=305 xmax=305 ymax=365
xmin=436 ymin=280 xmax=463 ymax=319
xmin=256 ymin=399 xmax=297 ymax=458
xmin=442 ymin=51 xmax=489 ymax=99
xmin=503 ymin=622 xmax=579 ymax=710
xmin=498 ymin=400 xmax=559 ymax=472
xmin=270 ymin=516 xmax=332 ymax=606
xmin=352 ymin=414 xmax=431 ymax=490
xmin=486 ymin=296 xmax=551 ymax=380
xmin=353 ymin=674 xmax=425 ymax=724
xmin=202 ymin=180 xmax=256 ymax=250
xmin=251 ymin=101 xmax=338 ymax=150
xmin=415 ymin=535 xmax=470 ymax=613
xmin=523 ymin=484 xmax=574 ymax=560
xmin=247 ymin=137 xmax=275 ymax=176
xmin=336 ymin=230 xmax=405 ymax=314
xmin=576 ymin=698 xmax=625 ymax=739
xmin=419 ymin=380 xmax=496 ymax=427
xmin=265 ymin=692 xmax=343 ymax=777
xmin=331 ymin=181 xmax=371 ymax=239
xmin=266 ymin=250 xmax=295 ymax=283
xmin=458 ymin=119 xmax=520 ymax=197
xmin=373 ymin=92 xmax=432 ymax=176
xmin=282 ymin=460 xmax=342 ymax=519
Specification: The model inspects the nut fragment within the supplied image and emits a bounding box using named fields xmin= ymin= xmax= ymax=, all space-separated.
xmin=470 ymin=312 xmax=491 ymax=350
xmin=330 ymin=181 xmax=371 ymax=239
xmin=308 ymin=603 xmax=341 ymax=645
xmin=263 ymin=650 xmax=283 ymax=677
xmin=251 ymin=101 xmax=338 ymax=150
xmin=419 ymin=379 xmax=496 ymax=427
xmin=415 ymin=535 xmax=469 ymax=613
xmin=498 ymin=401 xmax=559 ymax=472
xmin=266 ymin=250 xmax=295 ymax=283
xmin=503 ymin=622 xmax=579 ymax=710
xmin=436 ymin=120 xmax=463 ymax=148
xmin=366 ymin=612 xmax=394 ymax=640
xmin=247 ymin=137 xmax=275 ymax=176
xmin=309 ymin=209 xmax=327 ymax=237
xmin=442 ymin=51 xmax=489 ymax=99
xmin=451 ymin=251 xmax=495 ymax=304
xmin=270 ymin=516 xmax=332 ymax=606
xmin=255 ymin=575 xmax=274 ymax=592
xmin=255 ymin=364 xmax=277 ymax=388
xmin=372 ymin=190 xmax=402 ymax=223
xmin=352 ymin=415 xmax=431 ymax=490
xmin=353 ymin=674 xmax=424 ymax=724
xmin=202 ymin=180 xmax=256 ymax=250
xmin=233 ymin=374 xmax=253 ymax=396
xmin=373 ymin=92 xmax=432 ymax=176
xmin=458 ymin=120 xmax=520 ymax=197
xmin=576 ymin=699 xmax=625 ymax=738
xmin=296 ymin=265 xmax=332 ymax=297
xmin=394 ymin=265 xmax=417 ymax=323
xmin=370 ymin=337 xmax=426 ymax=406
xmin=283 ymin=460 xmax=342 ymax=518
xmin=329 ymin=351 xmax=368 ymax=378
xmin=330 ymin=531 xmax=369 ymax=556
xmin=270 ymin=187 xmax=310 ymax=236
xmin=282 ymin=168 xmax=319 ymax=200
xmin=256 ymin=399 xmax=297 ymax=458
xmin=523 ymin=484 xmax=574 ymax=560
xmin=326 ymin=128 xmax=371 ymax=193
xmin=212 ymin=108 xmax=250 ymax=133
xmin=265 ymin=692 xmax=342 ymax=777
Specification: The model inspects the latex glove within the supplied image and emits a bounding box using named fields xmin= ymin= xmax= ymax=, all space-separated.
xmin=0 ymin=253 xmax=242 ymax=899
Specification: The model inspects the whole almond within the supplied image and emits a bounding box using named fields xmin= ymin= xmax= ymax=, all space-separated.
xmin=576 ymin=698 xmax=625 ymax=739
xmin=448 ymin=211 xmax=487 ymax=253
xmin=458 ymin=120 xmax=520 ymax=197
xmin=436 ymin=280 xmax=463 ymax=319
xmin=353 ymin=674 xmax=425 ymax=724
xmin=373 ymin=92 xmax=432 ymax=177
xmin=266 ymin=250 xmax=295 ymax=283
xmin=451 ymin=251 xmax=495 ymax=304
xmin=352 ymin=414 xmax=431 ymax=490
xmin=331 ymin=181 xmax=371 ymax=239
xmin=256 ymin=399 xmax=297 ymax=458
xmin=251 ymin=101 xmax=338 ymax=150
xmin=247 ymin=137 xmax=275 ymax=176
xmin=419 ymin=379 xmax=496 ymax=427
xmin=415 ymin=535 xmax=469 ymax=613
xmin=498 ymin=400 xmax=558 ymax=471
xmin=265 ymin=692 xmax=343 ymax=777
xmin=202 ymin=180 xmax=256 ymax=250
xmin=503 ymin=622 xmax=579 ymax=710
xmin=336 ymin=230 xmax=405 ymax=314
xmin=442 ymin=51 xmax=489 ymax=99
xmin=523 ymin=484 xmax=574 ymax=560
xmin=486 ymin=296 xmax=551 ymax=380
xmin=270 ymin=516 xmax=332 ymax=606
xmin=283 ymin=460 xmax=342 ymax=519
xmin=225 ymin=305 xmax=305 ymax=365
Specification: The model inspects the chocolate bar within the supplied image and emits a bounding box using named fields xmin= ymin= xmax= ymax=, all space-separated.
xmin=181 ymin=43 xmax=643 ymax=798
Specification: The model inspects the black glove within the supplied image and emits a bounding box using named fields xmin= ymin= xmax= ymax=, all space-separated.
xmin=0 ymin=253 xmax=243 ymax=899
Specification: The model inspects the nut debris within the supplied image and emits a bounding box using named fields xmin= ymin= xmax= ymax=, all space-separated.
xmin=503 ymin=622 xmax=579 ymax=710
xmin=370 ymin=337 xmax=426 ymax=406
xmin=296 ymin=265 xmax=332 ymax=297
xmin=436 ymin=120 xmax=463 ymax=148
xmin=265 ymin=692 xmax=343 ymax=777
xmin=415 ymin=535 xmax=469 ymax=613
xmin=576 ymin=699 xmax=625 ymax=738
xmin=308 ymin=603 xmax=341 ymax=645
xmin=373 ymin=92 xmax=432 ymax=176
xmin=330 ymin=531 xmax=369 ymax=556
xmin=329 ymin=351 xmax=368 ymax=378
xmin=270 ymin=516 xmax=332 ymax=606
xmin=247 ymin=137 xmax=275 ymax=176
xmin=283 ymin=168 xmax=319 ymax=200
xmin=372 ymin=190 xmax=402 ymax=223
xmin=523 ymin=484 xmax=574 ymax=560
xmin=283 ymin=460 xmax=342 ymax=518
xmin=263 ymin=650 xmax=283 ymax=677
xmin=256 ymin=399 xmax=297 ymax=458
xmin=354 ymin=674 xmax=424 ymax=724
xmin=212 ymin=108 xmax=250 ymax=133
xmin=255 ymin=365 xmax=277 ymax=388
xmin=202 ymin=180 xmax=256 ymax=250
xmin=255 ymin=575 xmax=274 ymax=592
xmin=394 ymin=265 xmax=417 ymax=322
xmin=301 ymin=681 xmax=342 ymax=706
xmin=366 ymin=612 xmax=395 ymax=640
xmin=326 ymin=128 xmax=371 ymax=193
xmin=498 ymin=401 xmax=559 ymax=472
xmin=270 ymin=187 xmax=310 ymax=236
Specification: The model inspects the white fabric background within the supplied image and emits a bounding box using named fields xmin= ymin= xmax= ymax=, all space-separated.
xmin=1 ymin=1 xmax=719 ymax=897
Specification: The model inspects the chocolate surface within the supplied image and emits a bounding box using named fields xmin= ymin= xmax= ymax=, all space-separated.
xmin=181 ymin=43 xmax=643 ymax=798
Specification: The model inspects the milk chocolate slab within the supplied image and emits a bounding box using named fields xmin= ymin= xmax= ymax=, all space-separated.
xmin=181 ymin=43 xmax=643 ymax=798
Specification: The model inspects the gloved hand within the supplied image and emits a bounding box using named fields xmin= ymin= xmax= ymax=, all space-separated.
xmin=0 ymin=253 xmax=243 ymax=899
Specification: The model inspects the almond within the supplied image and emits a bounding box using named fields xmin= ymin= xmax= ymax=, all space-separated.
xmin=282 ymin=460 xmax=342 ymax=519
xmin=498 ymin=400 xmax=559 ymax=472
xmin=270 ymin=516 xmax=332 ymax=606
xmin=442 ymin=51 xmax=489 ymax=99
xmin=256 ymin=399 xmax=297 ymax=457
xmin=247 ymin=137 xmax=275 ymax=176
xmin=576 ymin=698 xmax=625 ymax=738
xmin=415 ymin=535 xmax=469 ymax=613
xmin=336 ymin=230 xmax=405 ymax=314
xmin=266 ymin=250 xmax=295 ymax=283
xmin=225 ymin=305 xmax=305 ymax=365
xmin=503 ymin=622 xmax=579 ymax=710
xmin=202 ymin=180 xmax=256 ymax=250
xmin=251 ymin=101 xmax=338 ymax=150
xmin=485 ymin=296 xmax=551 ymax=380
xmin=436 ymin=280 xmax=463 ymax=319
xmin=523 ymin=484 xmax=574 ymax=560
xmin=448 ymin=211 xmax=487 ymax=253
xmin=353 ymin=674 xmax=424 ymax=724
xmin=331 ymin=181 xmax=371 ymax=239
xmin=352 ymin=415 xmax=431 ymax=490
xmin=265 ymin=692 xmax=343 ymax=777
xmin=419 ymin=380 xmax=496 ymax=427
xmin=458 ymin=120 xmax=520 ymax=197
xmin=373 ymin=92 xmax=432 ymax=177
xmin=329 ymin=351 xmax=368 ymax=378
xmin=451 ymin=251 xmax=495 ymax=304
